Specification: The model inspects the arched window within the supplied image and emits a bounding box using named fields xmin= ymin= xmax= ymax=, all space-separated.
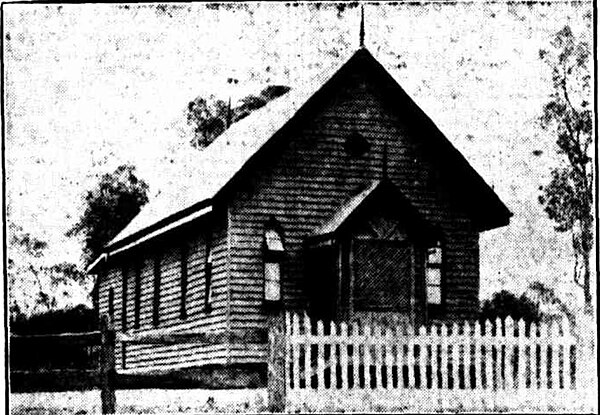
xmin=264 ymin=222 xmax=284 ymax=303
xmin=426 ymin=241 xmax=443 ymax=318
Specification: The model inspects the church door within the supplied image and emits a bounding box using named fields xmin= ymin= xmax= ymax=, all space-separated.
xmin=352 ymin=239 xmax=413 ymax=318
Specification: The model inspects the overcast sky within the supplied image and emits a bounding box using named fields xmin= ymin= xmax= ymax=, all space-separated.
xmin=4 ymin=2 xmax=593 ymax=306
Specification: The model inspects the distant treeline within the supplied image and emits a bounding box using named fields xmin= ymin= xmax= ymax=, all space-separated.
xmin=11 ymin=304 xmax=97 ymax=335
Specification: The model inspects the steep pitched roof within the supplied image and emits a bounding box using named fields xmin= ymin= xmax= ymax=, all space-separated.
xmin=107 ymin=55 xmax=351 ymax=251
xmin=105 ymin=47 xmax=511 ymax=255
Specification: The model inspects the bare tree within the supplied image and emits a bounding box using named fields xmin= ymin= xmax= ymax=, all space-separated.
xmin=8 ymin=224 xmax=87 ymax=319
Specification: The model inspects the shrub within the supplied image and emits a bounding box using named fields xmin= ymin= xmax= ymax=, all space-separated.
xmin=479 ymin=290 xmax=542 ymax=324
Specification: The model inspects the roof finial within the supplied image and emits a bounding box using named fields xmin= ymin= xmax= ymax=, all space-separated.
xmin=359 ymin=5 xmax=365 ymax=48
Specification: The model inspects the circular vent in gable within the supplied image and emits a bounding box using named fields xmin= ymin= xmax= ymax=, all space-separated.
xmin=345 ymin=131 xmax=370 ymax=157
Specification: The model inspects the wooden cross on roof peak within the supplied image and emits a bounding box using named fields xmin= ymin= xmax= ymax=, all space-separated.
xmin=359 ymin=5 xmax=365 ymax=48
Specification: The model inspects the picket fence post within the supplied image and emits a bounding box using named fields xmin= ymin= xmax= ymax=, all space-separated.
xmin=316 ymin=320 xmax=325 ymax=390
xmin=505 ymin=316 xmax=514 ymax=389
xmin=431 ymin=324 xmax=439 ymax=390
xmin=517 ymin=319 xmax=526 ymax=389
xmin=304 ymin=312 xmax=311 ymax=390
xmin=352 ymin=320 xmax=360 ymax=389
xmin=484 ymin=320 xmax=493 ymax=390
xmin=330 ymin=320 xmax=338 ymax=389
xmin=340 ymin=321 xmax=348 ymax=389
xmin=550 ymin=321 xmax=561 ymax=390
xmin=529 ymin=321 xmax=538 ymax=389
xmin=450 ymin=322 xmax=459 ymax=389
xmin=440 ymin=322 xmax=449 ymax=389
xmin=462 ymin=320 xmax=471 ymax=390
xmin=385 ymin=326 xmax=393 ymax=389
xmin=473 ymin=320 xmax=481 ymax=389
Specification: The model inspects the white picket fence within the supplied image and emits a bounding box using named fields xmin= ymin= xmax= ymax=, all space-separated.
xmin=282 ymin=312 xmax=595 ymax=412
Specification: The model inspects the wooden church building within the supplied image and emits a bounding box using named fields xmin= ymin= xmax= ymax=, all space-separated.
xmin=89 ymin=25 xmax=511 ymax=381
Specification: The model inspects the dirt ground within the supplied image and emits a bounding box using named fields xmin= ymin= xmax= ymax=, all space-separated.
xmin=10 ymin=388 xmax=268 ymax=414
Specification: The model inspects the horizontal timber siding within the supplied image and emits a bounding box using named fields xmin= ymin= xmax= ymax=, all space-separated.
xmin=97 ymin=213 xmax=229 ymax=371
xmin=227 ymin=78 xmax=480 ymax=364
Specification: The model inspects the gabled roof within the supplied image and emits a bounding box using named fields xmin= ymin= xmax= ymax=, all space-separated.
xmin=311 ymin=179 xmax=436 ymax=242
xmin=102 ymin=47 xmax=512 ymax=260
xmin=313 ymin=180 xmax=381 ymax=237
xmin=106 ymin=53 xmax=352 ymax=251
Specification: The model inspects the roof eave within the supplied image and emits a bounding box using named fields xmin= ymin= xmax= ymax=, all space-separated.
xmin=476 ymin=209 xmax=513 ymax=232
xmin=366 ymin=50 xmax=512 ymax=229
xmin=86 ymin=203 xmax=213 ymax=275
xmin=107 ymin=198 xmax=213 ymax=251
xmin=86 ymin=253 xmax=108 ymax=275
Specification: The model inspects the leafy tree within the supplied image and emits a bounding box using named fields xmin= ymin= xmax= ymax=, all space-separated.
xmin=480 ymin=290 xmax=542 ymax=324
xmin=187 ymin=84 xmax=291 ymax=149
xmin=68 ymin=164 xmax=149 ymax=265
xmin=187 ymin=97 xmax=230 ymax=148
xmin=538 ymin=26 xmax=593 ymax=313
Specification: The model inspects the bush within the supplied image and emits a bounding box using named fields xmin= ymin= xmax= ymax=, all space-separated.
xmin=479 ymin=290 xmax=542 ymax=323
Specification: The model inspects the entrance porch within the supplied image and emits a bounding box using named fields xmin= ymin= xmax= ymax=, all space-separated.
xmin=304 ymin=180 xmax=441 ymax=326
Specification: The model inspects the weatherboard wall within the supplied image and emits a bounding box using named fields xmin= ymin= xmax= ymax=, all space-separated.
xmin=97 ymin=213 xmax=229 ymax=372
xmin=226 ymin=75 xmax=480 ymax=364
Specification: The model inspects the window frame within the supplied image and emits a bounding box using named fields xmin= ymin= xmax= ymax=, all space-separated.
xmin=263 ymin=220 xmax=284 ymax=305
xmin=425 ymin=241 xmax=444 ymax=319
xmin=264 ymin=262 xmax=282 ymax=302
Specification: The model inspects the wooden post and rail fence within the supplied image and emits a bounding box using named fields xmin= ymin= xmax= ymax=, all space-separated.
xmin=10 ymin=313 xmax=597 ymax=413
xmin=10 ymin=316 xmax=117 ymax=414
xmin=10 ymin=316 xmax=270 ymax=414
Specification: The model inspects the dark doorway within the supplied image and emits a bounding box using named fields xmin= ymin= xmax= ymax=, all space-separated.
xmin=306 ymin=244 xmax=339 ymax=322
xmin=353 ymin=239 xmax=412 ymax=313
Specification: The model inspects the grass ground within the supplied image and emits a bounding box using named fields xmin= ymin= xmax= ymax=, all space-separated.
xmin=10 ymin=389 xmax=268 ymax=414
